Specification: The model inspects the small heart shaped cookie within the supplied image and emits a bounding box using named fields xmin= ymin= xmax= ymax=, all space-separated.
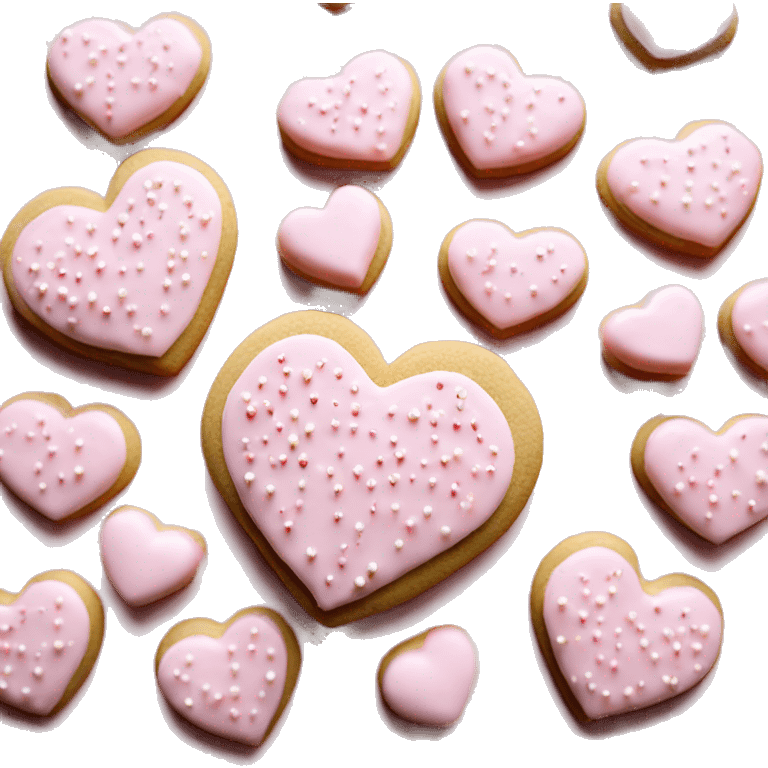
xmin=155 ymin=606 xmax=300 ymax=747
xmin=1 ymin=148 xmax=237 ymax=376
xmin=718 ymin=278 xmax=768 ymax=378
xmin=531 ymin=532 xmax=722 ymax=721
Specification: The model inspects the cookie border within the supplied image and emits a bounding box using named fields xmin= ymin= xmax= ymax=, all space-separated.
xmin=718 ymin=278 xmax=768 ymax=378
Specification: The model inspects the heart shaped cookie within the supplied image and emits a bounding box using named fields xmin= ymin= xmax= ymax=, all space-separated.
xmin=277 ymin=186 xmax=392 ymax=293
xmin=597 ymin=120 xmax=762 ymax=257
xmin=718 ymin=278 xmax=768 ymax=378
xmin=277 ymin=50 xmax=421 ymax=170
xmin=632 ymin=414 xmax=768 ymax=544
xmin=1 ymin=148 xmax=237 ymax=375
xmin=434 ymin=45 xmax=586 ymax=178
xmin=0 ymin=392 xmax=141 ymax=522
xmin=531 ymin=532 xmax=722 ymax=721
xmin=378 ymin=625 xmax=477 ymax=727
xmin=439 ymin=219 xmax=588 ymax=337
xmin=100 ymin=506 xmax=206 ymax=607
xmin=0 ymin=570 xmax=105 ymax=716
xmin=155 ymin=606 xmax=300 ymax=747
xmin=202 ymin=311 xmax=542 ymax=626
xmin=47 ymin=14 xmax=211 ymax=142
xmin=600 ymin=285 xmax=704 ymax=378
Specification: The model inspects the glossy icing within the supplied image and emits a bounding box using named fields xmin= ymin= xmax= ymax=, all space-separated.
xmin=10 ymin=161 xmax=222 ymax=358
xmin=277 ymin=186 xmax=381 ymax=289
xmin=605 ymin=122 xmax=762 ymax=248
xmin=440 ymin=45 xmax=585 ymax=171
xmin=157 ymin=613 xmax=288 ymax=745
xmin=221 ymin=335 xmax=515 ymax=612
xmin=100 ymin=508 xmax=205 ymax=607
xmin=543 ymin=547 xmax=721 ymax=719
xmin=48 ymin=17 xmax=203 ymax=139
xmin=381 ymin=627 xmax=477 ymax=726
xmin=601 ymin=285 xmax=703 ymax=375
xmin=277 ymin=50 xmax=414 ymax=163
xmin=731 ymin=279 xmax=768 ymax=371
xmin=0 ymin=400 xmax=127 ymax=521
xmin=0 ymin=581 xmax=91 ymax=715
xmin=644 ymin=417 xmax=768 ymax=543
xmin=447 ymin=220 xmax=586 ymax=330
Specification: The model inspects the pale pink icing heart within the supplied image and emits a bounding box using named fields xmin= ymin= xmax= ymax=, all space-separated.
xmin=446 ymin=220 xmax=586 ymax=330
xmin=277 ymin=50 xmax=415 ymax=164
xmin=381 ymin=626 xmax=477 ymax=726
xmin=277 ymin=186 xmax=382 ymax=290
xmin=644 ymin=416 xmax=768 ymax=543
xmin=605 ymin=122 xmax=762 ymax=249
xmin=0 ymin=400 xmax=127 ymax=521
xmin=543 ymin=547 xmax=721 ymax=719
xmin=221 ymin=335 xmax=514 ymax=612
xmin=0 ymin=581 xmax=92 ymax=715
xmin=440 ymin=45 xmax=585 ymax=171
xmin=731 ymin=279 xmax=768 ymax=372
xmin=48 ymin=17 xmax=203 ymax=139
xmin=10 ymin=160 xmax=222 ymax=357
xmin=156 ymin=613 xmax=289 ymax=745
xmin=100 ymin=508 xmax=205 ymax=607
xmin=601 ymin=285 xmax=703 ymax=375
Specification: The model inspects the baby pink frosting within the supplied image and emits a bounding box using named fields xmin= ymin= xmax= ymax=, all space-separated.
xmin=0 ymin=580 xmax=92 ymax=715
xmin=381 ymin=626 xmax=477 ymax=726
xmin=0 ymin=399 xmax=127 ymax=521
xmin=446 ymin=220 xmax=586 ymax=330
xmin=277 ymin=50 xmax=415 ymax=163
xmin=221 ymin=335 xmax=515 ymax=612
xmin=157 ymin=613 xmax=289 ymax=746
xmin=731 ymin=279 xmax=768 ymax=372
xmin=100 ymin=508 xmax=205 ymax=607
xmin=605 ymin=122 xmax=762 ymax=248
xmin=48 ymin=17 xmax=203 ymax=139
xmin=277 ymin=186 xmax=382 ymax=290
xmin=601 ymin=285 xmax=703 ymax=375
xmin=644 ymin=416 xmax=768 ymax=543
xmin=440 ymin=45 xmax=585 ymax=171
xmin=542 ymin=547 xmax=721 ymax=720
xmin=10 ymin=161 xmax=222 ymax=358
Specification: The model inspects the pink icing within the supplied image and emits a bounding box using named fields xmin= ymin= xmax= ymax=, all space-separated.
xmin=381 ymin=627 xmax=477 ymax=726
xmin=47 ymin=17 xmax=203 ymax=139
xmin=221 ymin=335 xmax=515 ymax=612
xmin=601 ymin=285 xmax=703 ymax=375
xmin=605 ymin=122 xmax=762 ymax=248
xmin=0 ymin=580 xmax=92 ymax=715
xmin=277 ymin=186 xmax=382 ymax=290
xmin=731 ymin=279 xmax=768 ymax=372
xmin=644 ymin=416 xmax=768 ymax=543
xmin=10 ymin=161 xmax=222 ymax=358
xmin=157 ymin=613 xmax=289 ymax=746
xmin=440 ymin=45 xmax=585 ymax=171
xmin=446 ymin=220 xmax=586 ymax=330
xmin=542 ymin=547 xmax=721 ymax=720
xmin=100 ymin=508 xmax=205 ymax=607
xmin=277 ymin=50 xmax=415 ymax=163
xmin=0 ymin=400 xmax=127 ymax=521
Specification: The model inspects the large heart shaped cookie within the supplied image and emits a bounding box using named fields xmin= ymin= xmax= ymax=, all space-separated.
xmin=719 ymin=278 xmax=768 ymax=378
xmin=47 ymin=14 xmax=211 ymax=142
xmin=439 ymin=219 xmax=587 ymax=337
xmin=1 ymin=149 xmax=237 ymax=375
xmin=202 ymin=311 xmax=542 ymax=626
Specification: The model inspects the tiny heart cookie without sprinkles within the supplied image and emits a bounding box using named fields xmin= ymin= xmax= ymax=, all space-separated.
xmin=530 ymin=532 xmax=723 ymax=722
xmin=434 ymin=45 xmax=586 ymax=178
xmin=277 ymin=50 xmax=421 ymax=171
xmin=47 ymin=13 xmax=211 ymax=143
xmin=597 ymin=120 xmax=762 ymax=257
xmin=202 ymin=311 xmax=542 ymax=626
xmin=277 ymin=186 xmax=392 ymax=293
xmin=718 ymin=278 xmax=768 ymax=379
xmin=0 ymin=570 xmax=104 ymax=717
xmin=155 ymin=606 xmax=300 ymax=747
xmin=0 ymin=392 xmax=141 ymax=522
xmin=1 ymin=148 xmax=237 ymax=376
xmin=632 ymin=414 xmax=768 ymax=544
xmin=439 ymin=219 xmax=588 ymax=338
